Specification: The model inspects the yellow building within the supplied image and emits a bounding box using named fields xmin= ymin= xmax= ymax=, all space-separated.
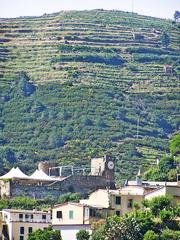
xmin=121 ymin=177 xmax=180 ymax=214
xmin=80 ymin=189 xmax=121 ymax=215
xmin=144 ymin=185 xmax=180 ymax=203
xmin=52 ymin=202 xmax=102 ymax=240
xmin=120 ymin=186 xmax=145 ymax=215
xmin=2 ymin=209 xmax=51 ymax=240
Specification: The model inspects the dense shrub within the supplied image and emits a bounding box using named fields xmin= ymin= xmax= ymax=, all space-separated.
xmin=52 ymin=54 xmax=125 ymax=65
xmin=143 ymin=230 xmax=159 ymax=240
xmin=76 ymin=229 xmax=90 ymax=240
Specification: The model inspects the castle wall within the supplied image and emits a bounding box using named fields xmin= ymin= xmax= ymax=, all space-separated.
xmin=8 ymin=175 xmax=115 ymax=199
xmin=60 ymin=175 xmax=115 ymax=193
xmin=10 ymin=181 xmax=62 ymax=199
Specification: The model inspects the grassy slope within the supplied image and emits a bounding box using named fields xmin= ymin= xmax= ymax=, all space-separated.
xmin=0 ymin=10 xmax=179 ymax=181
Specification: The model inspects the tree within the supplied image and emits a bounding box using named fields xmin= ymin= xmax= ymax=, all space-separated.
xmin=91 ymin=226 xmax=104 ymax=240
xmin=161 ymin=32 xmax=170 ymax=48
xmin=143 ymin=230 xmax=159 ymax=240
xmin=58 ymin=193 xmax=81 ymax=204
xmin=159 ymin=155 xmax=174 ymax=174
xmin=102 ymin=215 xmax=142 ymax=240
xmin=4 ymin=148 xmax=16 ymax=164
xmin=169 ymin=134 xmax=180 ymax=155
xmin=159 ymin=209 xmax=172 ymax=222
xmin=28 ymin=226 xmax=62 ymax=240
xmin=160 ymin=228 xmax=180 ymax=240
xmin=91 ymin=219 xmax=105 ymax=240
xmin=83 ymin=117 xmax=93 ymax=126
xmin=17 ymin=71 xmax=36 ymax=97
xmin=97 ymin=118 xmax=107 ymax=128
xmin=76 ymin=229 xmax=90 ymax=240
xmin=143 ymin=196 xmax=172 ymax=216
xmin=128 ymin=210 xmax=155 ymax=236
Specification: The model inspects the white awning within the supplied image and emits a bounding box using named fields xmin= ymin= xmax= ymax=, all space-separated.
xmin=0 ymin=167 xmax=29 ymax=179
xmin=29 ymin=169 xmax=54 ymax=181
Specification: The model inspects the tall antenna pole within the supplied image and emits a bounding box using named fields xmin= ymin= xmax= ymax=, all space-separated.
xmin=136 ymin=116 xmax=139 ymax=139
xmin=132 ymin=0 xmax=134 ymax=15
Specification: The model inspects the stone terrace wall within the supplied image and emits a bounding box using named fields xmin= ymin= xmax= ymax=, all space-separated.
xmin=10 ymin=181 xmax=61 ymax=199
xmin=9 ymin=175 xmax=115 ymax=199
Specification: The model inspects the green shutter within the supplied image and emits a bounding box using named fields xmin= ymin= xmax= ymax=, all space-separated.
xmin=69 ymin=210 xmax=74 ymax=219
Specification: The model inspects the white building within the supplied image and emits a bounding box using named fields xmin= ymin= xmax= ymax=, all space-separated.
xmin=2 ymin=209 xmax=51 ymax=240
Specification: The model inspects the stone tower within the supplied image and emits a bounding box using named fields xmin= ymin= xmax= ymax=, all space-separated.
xmin=91 ymin=155 xmax=115 ymax=180
xmin=38 ymin=161 xmax=58 ymax=175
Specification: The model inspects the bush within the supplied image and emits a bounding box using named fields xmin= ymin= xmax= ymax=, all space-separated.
xmin=160 ymin=228 xmax=180 ymax=240
xmin=159 ymin=155 xmax=175 ymax=173
xmin=169 ymin=134 xmax=180 ymax=155
xmin=28 ymin=226 xmax=62 ymax=240
xmin=76 ymin=229 xmax=90 ymax=240
xmin=129 ymin=210 xmax=155 ymax=235
xmin=143 ymin=230 xmax=159 ymax=240
xmin=160 ymin=209 xmax=173 ymax=222
xmin=144 ymin=196 xmax=172 ymax=216
xmin=58 ymin=193 xmax=81 ymax=204
xmin=52 ymin=54 xmax=125 ymax=66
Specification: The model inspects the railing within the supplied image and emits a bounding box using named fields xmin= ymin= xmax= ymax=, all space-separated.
xmin=49 ymin=165 xmax=91 ymax=177
xmin=11 ymin=218 xmax=51 ymax=223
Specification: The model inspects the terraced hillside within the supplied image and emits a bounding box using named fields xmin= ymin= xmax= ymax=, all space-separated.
xmin=0 ymin=10 xmax=180 ymax=181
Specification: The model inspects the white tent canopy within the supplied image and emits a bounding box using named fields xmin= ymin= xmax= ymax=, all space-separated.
xmin=29 ymin=169 xmax=54 ymax=181
xmin=0 ymin=167 xmax=29 ymax=179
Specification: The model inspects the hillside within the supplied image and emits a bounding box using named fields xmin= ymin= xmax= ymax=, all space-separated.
xmin=0 ymin=10 xmax=179 ymax=181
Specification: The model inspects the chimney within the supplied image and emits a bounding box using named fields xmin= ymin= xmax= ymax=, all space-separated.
xmin=177 ymin=174 xmax=180 ymax=186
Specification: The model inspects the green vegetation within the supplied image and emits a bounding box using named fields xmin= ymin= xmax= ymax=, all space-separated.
xmin=76 ymin=229 xmax=90 ymax=240
xmin=57 ymin=192 xmax=81 ymax=204
xmin=143 ymin=196 xmax=173 ymax=216
xmin=0 ymin=197 xmax=54 ymax=210
xmin=144 ymin=134 xmax=180 ymax=181
xmin=90 ymin=196 xmax=180 ymax=240
xmin=143 ymin=230 xmax=159 ymax=240
xmin=169 ymin=134 xmax=180 ymax=155
xmin=0 ymin=194 xmax=81 ymax=210
xmin=161 ymin=32 xmax=170 ymax=48
xmin=28 ymin=226 xmax=62 ymax=240
xmin=0 ymin=10 xmax=180 ymax=181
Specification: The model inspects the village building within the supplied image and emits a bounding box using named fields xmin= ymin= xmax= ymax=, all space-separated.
xmin=52 ymin=202 xmax=98 ymax=240
xmin=80 ymin=189 xmax=121 ymax=215
xmin=144 ymin=185 xmax=180 ymax=203
xmin=1 ymin=209 xmax=51 ymax=240
xmin=121 ymin=173 xmax=180 ymax=214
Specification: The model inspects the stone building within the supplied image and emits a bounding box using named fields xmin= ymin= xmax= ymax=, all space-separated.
xmin=0 ymin=155 xmax=115 ymax=199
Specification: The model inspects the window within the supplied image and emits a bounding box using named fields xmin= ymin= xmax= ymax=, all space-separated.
xmin=31 ymin=214 xmax=33 ymax=219
xmin=115 ymin=196 xmax=121 ymax=205
xmin=42 ymin=215 xmax=46 ymax=220
xmin=19 ymin=214 xmax=23 ymax=220
xmin=116 ymin=211 xmax=121 ymax=216
xmin=57 ymin=211 xmax=62 ymax=219
xmin=19 ymin=236 xmax=24 ymax=240
xmin=69 ymin=210 xmax=74 ymax=219
xmin=85 ymin=208 xmax=89 ymax=218
xmin=28 ymin=227 xmax=33 ymax=234
xmin=20 ymin=227 xmax=24 ymax=235
xmin=127 ymin=199 xmax=133 ymax=208
xmin=89 ymin=209 xmax=96 ymax=217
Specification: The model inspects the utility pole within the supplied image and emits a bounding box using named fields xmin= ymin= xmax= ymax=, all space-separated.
xmin=136 ymin=116 xmax=139 ymax=139
xmin=132 ymin=0 xmax=134 ymax=15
